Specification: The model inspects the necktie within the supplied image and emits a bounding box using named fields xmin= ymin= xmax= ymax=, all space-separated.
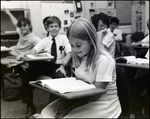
xmin=51 ymin=37 xmax=57 ymax=63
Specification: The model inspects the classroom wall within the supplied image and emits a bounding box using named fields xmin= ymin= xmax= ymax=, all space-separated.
xmin=2 ymin=1 xmax=148 ymax=39
xmin=1 ymin=1 xmax=111 ymax=39
xmin=145 ymin=1 xmax=149 ymax=34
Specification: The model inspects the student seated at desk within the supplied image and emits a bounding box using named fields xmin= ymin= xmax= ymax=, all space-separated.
xmin=110 ymin=17 xmax=124 ymax=57
xmin=21 ymin=16 xmax=72 ymax=117
xmin=91 ymin=12 xmax=115 ymax=57
xmin=37 ymin=18 xmax=121 ymax=118
xmin=110 ymin=17 xmax=123 ymax=42
xmin=1 ymin=8 xmax=41 ymax=74
xmin=43 ymin=16 xmax=50 ymax=37
xmin=128 ymin=19 xmax=149 ymax=118
xmin=132 ymin=19 xmax=149 ymax=47
xmin=131 ymin=19 xmax=149 ymax=58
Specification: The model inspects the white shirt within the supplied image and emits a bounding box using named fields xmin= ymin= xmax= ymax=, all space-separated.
xmin=142 ymin=34 xmax=149 ymax=47
xmin=33 ymin=34 xmax=71 ymax=64
xmin=113 ymin=28 xmax=123 ymax=41
xmin=100 ymin=28 xmax=116 ymax=57
xmin=10 ymin=27 xmax=41 ymax=55
xmin=145 ymin=50 xmax=149 ymax=59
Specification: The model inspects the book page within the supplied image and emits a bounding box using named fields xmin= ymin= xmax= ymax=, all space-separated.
xmin=39 ymin=77 xmax=96 ymax=94
xmin=26 ymin=53 xmax=54 ymax=60
xmin=128 ymin=58 xmax=149 ymax=64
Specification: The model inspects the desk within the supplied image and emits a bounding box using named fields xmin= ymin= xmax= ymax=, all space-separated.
xmin=21 ymin=57 xmax=52 ymax=62
xmin=29 ymin=83 xmax=106 ymax=100
xmin=21 ymin=54 xmax=53 ymax=62
xmin=116 ymin=63 xmax=149 ymax=69
xmin=125 ymin=45 xmax=149 ymax=49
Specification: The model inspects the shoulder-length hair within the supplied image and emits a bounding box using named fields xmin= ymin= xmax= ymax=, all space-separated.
xmin=17 ymin=18 xmax=32 ymax=32
xmin=67 ymin=18 xmax=103 ymax=72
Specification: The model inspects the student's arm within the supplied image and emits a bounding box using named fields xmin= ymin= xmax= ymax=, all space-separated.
xmin=56 ymin=52 xmax=72 ymax=76
xmin=4 ymin=7 xmax=18 ymax=27
xmin=16 ymin=49 xmax=37 ymax=60
xmin=131 ymin=41 xmax=142 ymax=46
xmin=62 ymin=52 xmax=72 ymax=66
xmin=88 ymin=55 xmax=115 ymax=101
xmin=132 ymin=35 xmax=149 ymax=47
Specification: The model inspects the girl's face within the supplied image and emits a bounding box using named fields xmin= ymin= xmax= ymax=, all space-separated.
xmin=19 ymin=22 xmax=31 ymax=36
xmin=69 ymin=37 xmax=92 ymax=58
xmin=97 ymin=20 xmax=108 ymax=31
xmin=48 ymin=22 xmax=60 ymax=37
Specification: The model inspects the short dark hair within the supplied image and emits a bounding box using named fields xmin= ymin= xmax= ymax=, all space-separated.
xmin=110 ymin=17 xmax=120 ymax=25
xmin=91 ymin=12 xmax=109 ymax=31
xmin=47 ymin=16 xmax=61 ymax=28
xmin=17 ymin=18 xmax=32 ymax=31
xmin=43 ymin=16 xmax=50 ymax=25
xmin=131 ymin=32 xmax=145 ymax=42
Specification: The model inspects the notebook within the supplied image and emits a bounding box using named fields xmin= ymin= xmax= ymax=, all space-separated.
xmin=29 ymin=77 xmax=96 ymax=94
xmin=116 ymin=56 xmax=149 ymax=64
xmin=26 ymin=53 xmax=54 ymax=60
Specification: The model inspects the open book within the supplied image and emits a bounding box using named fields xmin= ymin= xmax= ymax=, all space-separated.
xmin=26 ymin=53 xmax=54 ymax=60
xmin=116 ymin=56 xmax=149 ymax=64
xmin=29 ymin=77 xmax=96 ymax=94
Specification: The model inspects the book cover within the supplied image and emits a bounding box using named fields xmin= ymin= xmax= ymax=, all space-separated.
xmin=29 ymin=77 xmax=96 ymax=94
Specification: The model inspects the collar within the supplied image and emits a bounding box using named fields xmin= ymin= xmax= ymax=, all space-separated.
xmin=49 ymin=34 xmax=59 ymax=40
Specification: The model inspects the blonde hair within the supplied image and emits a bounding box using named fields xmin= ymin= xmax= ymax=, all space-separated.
xmin=67 ymin=18 xmax=104 ymax=72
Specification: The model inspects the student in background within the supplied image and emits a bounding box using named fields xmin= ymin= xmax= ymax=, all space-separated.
xmin=43 ymin=16 xmax=50 ymax=37
xmin=91 ymin=12 xmax=115 ymax=57
xmin=21 ymin=16 xmax=72 ymax=117
xmin=132 ymin=19 xmax=149 ymax=47
xmin=1 ymin=8 xmax=41 ymax=68
xmin=109 ymin=17 xmax=125 ymax=57
xmin=38 ymin=18 xmax=121 ymax=118
xmin=128 ymin=19 xmax=149 ymax=118
xmin=110 ymin=17 xmax=123 ymax=42
xmin=131 ymin=19 xmax=149 ymax=58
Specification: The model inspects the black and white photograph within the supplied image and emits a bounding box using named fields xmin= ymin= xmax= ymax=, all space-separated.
xmin=1 ymin=1 xmax=149 ymax=118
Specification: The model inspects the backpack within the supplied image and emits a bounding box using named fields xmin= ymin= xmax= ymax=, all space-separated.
xmin=3 ymin=72 xmax=22 ymax=101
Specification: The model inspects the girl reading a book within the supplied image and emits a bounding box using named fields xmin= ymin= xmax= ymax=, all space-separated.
xmin=38 ymin=18 xmax=121 ymax=118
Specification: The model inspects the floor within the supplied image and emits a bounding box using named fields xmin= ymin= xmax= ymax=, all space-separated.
xmin=1 ymin=90 xmax=137 ymax=119
xmin=1 ymin=82 xmax=142 ymax=119
xmin=1 ymin=89 xmax=50 ymax=118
